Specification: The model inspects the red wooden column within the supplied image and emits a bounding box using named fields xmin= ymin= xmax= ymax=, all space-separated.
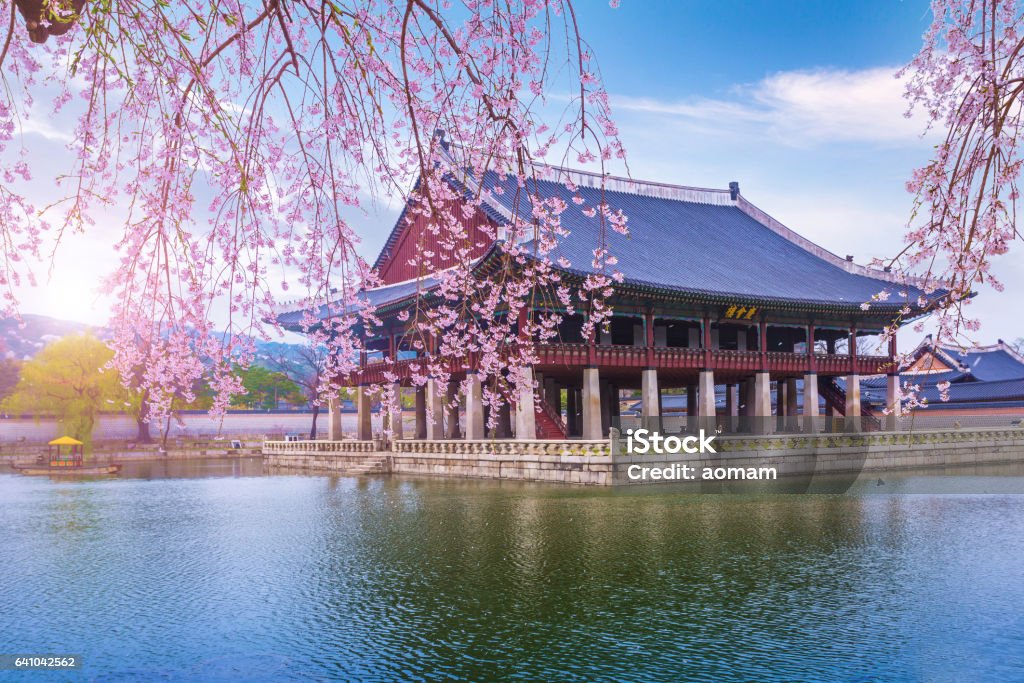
xmin=702 ymin=315 xmax=712 ymax=369
xmin=517 ymin=307 xmax=529 ymax=341
xmin=807 ymin=323 xmax=817 ymax=372
xmin=759 ymin=320 xmax=768 ymax=372
xmin=587 ymin=316 xmax=597 ymax=366
xmin=645 ymin=311 xmax=655 ymax=367
xmin=849 ymin=325 xmax=858 ymax=373
xmin=888 ymin=331 xmax=897 ymax=365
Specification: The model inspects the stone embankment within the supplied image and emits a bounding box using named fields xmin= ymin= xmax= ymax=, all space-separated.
xmin=263 ymin=428 xmax=1024 ymax=486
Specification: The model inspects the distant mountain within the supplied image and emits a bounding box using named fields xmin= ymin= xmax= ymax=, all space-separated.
xmin=0 ymin=314 xmax=100 ymax=360
xmin=0 ymin=314 xmax=308 ymax=366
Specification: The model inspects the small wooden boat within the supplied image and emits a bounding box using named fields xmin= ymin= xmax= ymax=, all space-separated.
xmin=14 ymin=462 xmax=122 ymax=476
xmin=13 ymin=436 xmax=121 ymax=476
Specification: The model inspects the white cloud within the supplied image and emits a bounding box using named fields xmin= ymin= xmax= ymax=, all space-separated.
xmin=17 ymin=116 xmax=74 ymax=143
xmin=613 ymin=66 xmax=934 ymax=146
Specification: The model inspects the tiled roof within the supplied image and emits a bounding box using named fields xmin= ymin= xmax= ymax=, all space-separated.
xmin=935 ymin=344 xmax=1024 ymax=382
xmin=861 ymin=370 xmax=970 ymax=389
xmin=916 ymin=377 xmax=1024 ymax=404
xmin=275 ymin=277 xmax=438 ymax=327
xmin=477 ymin=168 xmax=937 ymax=310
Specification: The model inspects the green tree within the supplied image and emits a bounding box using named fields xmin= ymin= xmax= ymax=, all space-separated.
xmin=0 ymin=358 xmax=20 ymax=404
xmin=264 ymin=345 xmax=325 ymax=439
xmin=1 ymin=333 xmax=126 ymax=449
xmin=230 ymin=365 xmax=304 ymax=411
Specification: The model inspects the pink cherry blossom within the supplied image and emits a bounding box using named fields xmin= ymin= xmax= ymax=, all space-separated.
xmin=0 ymin=0 xmax=625 ymax=428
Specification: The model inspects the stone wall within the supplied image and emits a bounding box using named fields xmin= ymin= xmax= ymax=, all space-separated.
xmin=262 ymin=428 xmax=1024 ymax=486
xmin=264 ymin=438 xmax=613 ymax=484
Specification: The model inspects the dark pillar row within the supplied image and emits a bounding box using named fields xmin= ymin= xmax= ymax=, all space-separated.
xmin=566 ymin=386 xmax=578 ymax=437
xmin=496 ymin=401 xmax=513 ymax=439
xmin=415 ymin=386 xmax=427 ymax=439
xmin=445 ymin=380 xmax=462 ymax=439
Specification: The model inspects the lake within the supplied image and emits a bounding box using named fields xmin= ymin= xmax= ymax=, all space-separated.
xmin=1 ymin=459 xmax=1023 ymax=681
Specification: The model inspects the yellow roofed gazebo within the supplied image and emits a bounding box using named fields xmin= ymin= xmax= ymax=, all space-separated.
xmin=48 ymin=436 xmax=84 ymax=466
xmin=49 ymin=436 xmax=84 ymax=447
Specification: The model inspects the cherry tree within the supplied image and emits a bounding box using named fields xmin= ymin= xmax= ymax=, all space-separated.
xmin=898 ymin=0 xmax=1024 ymax=343
xmin=0 ymin=0 xmax=625 ymax=431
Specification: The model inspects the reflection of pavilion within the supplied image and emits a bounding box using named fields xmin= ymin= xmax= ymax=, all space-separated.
xmin=278 ymin=159 xmax=942 ymax=440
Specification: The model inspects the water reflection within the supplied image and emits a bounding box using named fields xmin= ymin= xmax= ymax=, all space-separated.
xmin=0 ymin=465 xmax=1022 ymax=681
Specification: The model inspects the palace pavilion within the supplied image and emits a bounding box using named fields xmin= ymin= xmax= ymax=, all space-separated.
xmin=276 ymin=154 xmax=943 ymax=441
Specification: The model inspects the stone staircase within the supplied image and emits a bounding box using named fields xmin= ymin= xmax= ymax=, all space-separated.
xmin=343 ymin=455 xmax=392 ymax=475
xmin=535 ymin=401 xmax=568 ymax=439
xmin=818 ymin=376 xmax=882 ymax=430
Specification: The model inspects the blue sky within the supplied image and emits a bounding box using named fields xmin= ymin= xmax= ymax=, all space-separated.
xmin=10 ymin=1 xmax=1023 ymax=347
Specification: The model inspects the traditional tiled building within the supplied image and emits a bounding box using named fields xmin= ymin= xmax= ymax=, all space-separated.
xmin=277 ymin=157 xmax=942 ymax=440
xmin=862 ymin=336 xmax=1024 ymax=420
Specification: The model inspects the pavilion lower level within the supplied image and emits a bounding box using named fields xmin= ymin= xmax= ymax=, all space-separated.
xmin=329 ymin=316 xmax=902 ymax=441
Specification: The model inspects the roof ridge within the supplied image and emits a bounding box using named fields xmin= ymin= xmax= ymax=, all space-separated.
xmin=529 ymin=162 xmax=734 ymax=205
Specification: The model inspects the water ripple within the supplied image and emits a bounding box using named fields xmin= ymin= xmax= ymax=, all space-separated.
xmin=1 ymin=467 xmax=1023 ymax=681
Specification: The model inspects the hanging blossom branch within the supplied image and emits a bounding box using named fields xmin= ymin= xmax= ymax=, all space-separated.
xmin=896 ymin=0 xmax=1024 ymax=348
xmin=0 ymin=0 xmax=625 ymax=428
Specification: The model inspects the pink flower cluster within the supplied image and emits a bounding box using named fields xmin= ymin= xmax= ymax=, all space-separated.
xmin=0 ymin=0 xmax=625 ymax=428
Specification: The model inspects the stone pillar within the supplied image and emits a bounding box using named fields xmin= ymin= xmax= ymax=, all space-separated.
xmin=726 ymin=384 xmax=738 ymax=417
xmin=387 ymin=383 xmax=404 ymax=440
xmin=786 ymin=378 xmax=799 ymax=416
xmin=846 ymin=374 xmax=861 ymax=432
xmin=356 ymin=385 xmax=372 ymax=441
xmin=425 ymin=379 xmax=445 ymax=440
xmin=464 ymin=374 xmax=486 ymax=440
xmin=886 ymin=373 xmax=901 ymax=431
xmin=686 ymin=383 xmax=698 ymax=430
xmin=582 ymin=368 xmax=602 ymax=439
xmin=803 ymin=373 xmax=820 ymax=432
xmin=753 ymin=371 xmax=772 ymax=433
xmin=328 ymin=395 xmax=342 ymax=441
xmin=698 ymin=370 xmax=716 ymax=420
xmin=515 ymin=367 xmax=536 ymax=440
xmin=445 ymin=380 xmax=462 ymax=439
xmin=845 ymin=375 xmax=861 ymax=416
xmin=641 ymin=369 xmax=659 ymax=423
xmin=802 ymin=374 xmax=819 ymax=416
xmin=785 ymin=377 xmax=799 ymax=431
xmin=414 ymin=386 xmax=427 ymax=439
xmin=745 ymin=379 xmax=757 ymax=413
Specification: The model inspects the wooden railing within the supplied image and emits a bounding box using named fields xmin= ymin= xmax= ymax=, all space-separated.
xmin=350 ymin=344 xmax=893 ymax=382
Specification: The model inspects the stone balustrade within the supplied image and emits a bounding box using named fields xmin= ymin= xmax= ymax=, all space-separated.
xmin=262 ymin=427 xmax=1024 ymax=485
xmin=392 ymin=439 xmax=610 ymax=458
xmin=263 ymin=439 xmax=377 ymax=454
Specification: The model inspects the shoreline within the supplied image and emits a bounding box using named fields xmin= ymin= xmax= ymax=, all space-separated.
xmin=263 ymin=426 xmax=1024 ymax=486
